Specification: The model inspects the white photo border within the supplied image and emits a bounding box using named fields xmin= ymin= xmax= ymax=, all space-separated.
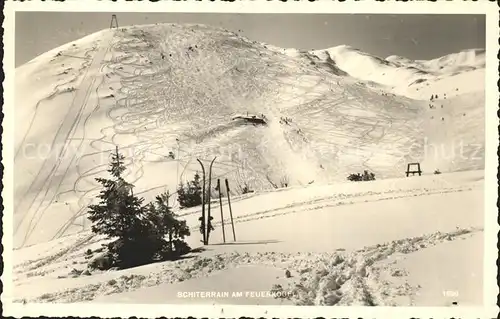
xmin=2 ymin=1 xmax=498 ymax=318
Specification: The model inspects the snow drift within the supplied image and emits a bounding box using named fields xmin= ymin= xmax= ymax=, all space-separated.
xmin=11 ymin=170 xmax=484 ymax=306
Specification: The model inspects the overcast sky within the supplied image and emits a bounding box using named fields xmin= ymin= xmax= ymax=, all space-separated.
xmin=16 ymin=12 xmax=485 ymax=67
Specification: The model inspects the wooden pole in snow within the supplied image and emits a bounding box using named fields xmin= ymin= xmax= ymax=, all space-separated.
xmin=206 ymin=157 xmax=217 ymax=244
xmin=225 ymin=178 xmax=236 ymax=241
xmin=196 ymin=159 xmax=207 ymax=245
xmin=217 ymin=179 xmax=226 ymax=243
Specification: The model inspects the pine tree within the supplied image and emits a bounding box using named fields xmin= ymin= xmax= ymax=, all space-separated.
xmin=188 ymin=172 xmax=203 ymax=207
xmin=87 ymin=147 xmax=151 ymax=268
xmin=147 ymin=192 xmax=190 ymax=258
xmin=88 ymin=147 xmax=192 ymax=269
xmin=176 ymin=181 xmax=187 ymax=208
xmin=177 ymin=172 xmax=203 ymax=208
xmin=87 ymin=147 xmax=145 ymax=240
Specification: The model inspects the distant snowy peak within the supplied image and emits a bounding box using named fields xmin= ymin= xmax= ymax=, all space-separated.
xmin=425 ymin=49 xmax=486 ymax=74
xmin=385 ymin=55 xmax=414 ymax=65
xmin=305 ymin=45 xmax=430 ymax=92
xmin=311 ymin=45 xmax=400 ymax=74
xmin=310 ymin=45 xmax=485 ymax=76
xmin=300 ymin=45 xmax=485 ymax=98
xmin=387 ymin=48 xmax=485 ymax=72
xmin=262 ymin=44 xmax=348 ymax=76
xmin=261 ymin=41 xmax=484 ymax=79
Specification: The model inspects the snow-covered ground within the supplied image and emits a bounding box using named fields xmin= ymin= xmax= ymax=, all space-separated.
xmin=10 ymin=23 xmax=487 ymax=306
xmin=10 ymin=169 xmax=484 ymax=306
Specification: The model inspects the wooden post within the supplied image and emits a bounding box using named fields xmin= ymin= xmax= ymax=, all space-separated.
xmin=218 ymin=179 xmax=226 ymax=243
xmin=225 ymin=178 xmax=236 ymax=242
xmin=406 ymin=163 xmax=422 ymax=177
xmin=196 ymin=159 xmax=207 ymax=245
xmin=206 ymin=157 xmax=217 ymax=244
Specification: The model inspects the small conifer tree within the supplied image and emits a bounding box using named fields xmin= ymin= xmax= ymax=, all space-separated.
xmin=146 ymin=192 xmax=190 ymax=257
xmin=87 ymin=147 xmax=145 ymax=241
xmin=177 ymin=172 xmax=203 ymax=208
xmin=88 ymin=147 xmax=191 ymax=269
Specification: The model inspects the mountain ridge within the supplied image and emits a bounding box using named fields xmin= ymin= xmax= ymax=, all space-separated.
xmin=19 ymin=24 xmax=485 ymax=93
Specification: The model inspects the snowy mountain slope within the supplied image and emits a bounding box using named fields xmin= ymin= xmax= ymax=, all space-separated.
xmin=11 ymin=170 xmax=484 ymax=305
xmin=13 ymin=23 xmax=485 ymax=248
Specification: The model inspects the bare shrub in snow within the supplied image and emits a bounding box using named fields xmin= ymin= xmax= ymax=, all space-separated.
xmin=266 ymin=174 xmax=290 ymax=189
xmin=236 ymin=180 xmax=254 ymax=194
xmin=347 ymin=170 xmax=376 ymax=182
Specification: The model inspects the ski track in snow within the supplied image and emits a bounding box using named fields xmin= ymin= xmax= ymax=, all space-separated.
xmin=12 ymin=226 xmax=482 ymax=305
xmin=14 ymin=33 xmax=115 ymax=248
xmin=14 ymin=24 xmax=485 ymax=247
xmin=10 ymin=169 xmax=484 ymax=305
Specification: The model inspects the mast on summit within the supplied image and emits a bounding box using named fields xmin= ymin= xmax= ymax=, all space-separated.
xmin=110 ymin=14 xmax=119 ymax=29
